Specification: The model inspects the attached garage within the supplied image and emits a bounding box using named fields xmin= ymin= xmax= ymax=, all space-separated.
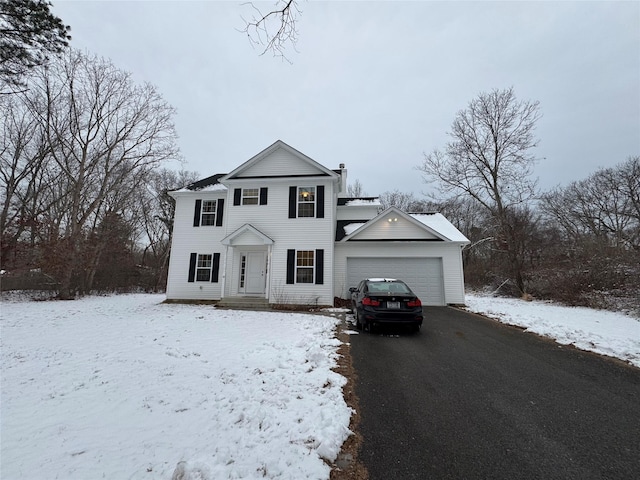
xmin=334 ymin=208 xmax=470 ymax=305
xmin=346 ymin=257 xmax=445 ymax=306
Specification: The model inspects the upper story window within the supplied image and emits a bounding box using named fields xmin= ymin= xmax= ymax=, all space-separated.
xmin=201 ymin=200 xmax=217 ymax=226
xmin=242 ymin=188 xmax=259 ymax=205
xmin=297 ymin=187 xmax=315 ymax=217
xmin=234 ymin=187 xmax=268 ymax=206
xmin=193 ymin=199 xmax=224 ymax=227
xmin=289 ymin=185 xmax=324 ymax=219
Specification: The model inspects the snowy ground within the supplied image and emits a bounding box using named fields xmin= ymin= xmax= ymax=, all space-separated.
xmin=0 ymin=294 xmax=352 ymax=480
xmin=3 ymin=292 xmax=638 ymax=479
xmin=464 ymin=293 xmax=640 ymax=368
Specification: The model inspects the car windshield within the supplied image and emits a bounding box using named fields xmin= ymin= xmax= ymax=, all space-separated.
xmin=367 ymin=281 xmax=411 ymax=294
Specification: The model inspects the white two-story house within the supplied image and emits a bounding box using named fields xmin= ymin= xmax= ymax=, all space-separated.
xmin=166 ymin=140 xmax=470 ymax=306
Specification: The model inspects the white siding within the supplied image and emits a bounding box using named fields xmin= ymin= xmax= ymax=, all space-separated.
xmin=168 ymin=177 xmax=337 ymax=305
xmin=166 ymin=193 xmax=227 ymax=300
xmin=238 ymin=147 xmax=326 ymax=177
xmin=336 ymin=205 xmax=379 ymax=221
xmin=228 ymin=179 xmax=334 ymax=306
xmin=334 ymin=242 xmax=466 ymax=305
xmin=351 ymin=216 xmax=441 ymax=240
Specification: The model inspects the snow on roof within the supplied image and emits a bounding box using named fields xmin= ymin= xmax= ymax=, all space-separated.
xmin=197 ymin=183 xmax=227 ymax=192
xmin=410 ymin=213 xmax=470 ymax=243
xmin=343 ymin=222 xmax=366 ymax=236
xmin=172 ymin=183 xmax=228 ymax=193
xmin=344 ymin=198 xmax=381 ymax=206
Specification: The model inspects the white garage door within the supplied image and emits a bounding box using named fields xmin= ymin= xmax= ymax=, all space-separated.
xmin=347 ymin=257 xmax=445 ymax=306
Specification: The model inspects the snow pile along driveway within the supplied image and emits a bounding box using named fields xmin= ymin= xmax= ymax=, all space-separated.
xmin=465 ymin=293 xmax=640 ymax=368
xmin=1 ymin=294 xmax=352 ymax=480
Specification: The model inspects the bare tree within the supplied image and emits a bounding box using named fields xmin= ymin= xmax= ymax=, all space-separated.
xmin=139 ymin=168 xmax=199 ymax=290
xmin=379 ymin=190 xmax=422 ymax=212
xmin=618 ymin=156 xmax=640 ymax=247
xmin=346 ymin=178 xmax=366 ymax=197
xmin=418 ymin=87 xmax=542 ymax=293
xmin=241 ymin=0 xmax=301 ymax=60
xmin=20 ymin=50 xmax=179 ymax=298
xmin=0 ymin=94 xmax=50 ymax=266
xmin=542 ymin=157 xmax=640 ymax=250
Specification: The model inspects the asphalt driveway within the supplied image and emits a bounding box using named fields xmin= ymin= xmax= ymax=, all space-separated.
xmin=350 ymin=306 xmax=640 ymax=480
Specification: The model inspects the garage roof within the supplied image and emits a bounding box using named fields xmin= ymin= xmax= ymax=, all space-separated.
xmin=338 ymin=207 xmax=469 ymax=243
xmin=410 ymin=213 xmax=470 ymax=243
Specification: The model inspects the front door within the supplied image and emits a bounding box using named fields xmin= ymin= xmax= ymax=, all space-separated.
xmin=244 ymin=251 xmax=266 ymax=294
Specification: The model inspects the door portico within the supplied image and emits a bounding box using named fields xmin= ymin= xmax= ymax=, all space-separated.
xmin=221 ymin=224 xmax=274 ymax=299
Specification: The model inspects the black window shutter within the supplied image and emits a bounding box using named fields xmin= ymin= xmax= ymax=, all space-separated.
xmin=211 ymin=253 xmax=220 ymax=282
xmin=193 ymin=200 xmax=202 ymax=227
xmin=233 ymin=188 xmax=241 ymax=206
xmin=216 ymin=199 xmax=224 ymax=226
xmin=286 ymin=249 xmax=295 ymax=284
xmin=288 ymin=186 xmax=297 ymax=218
xmin=316 ymin=185 xmax=325 ymax=218
xmin=188 ymin=253 xmax=197 ymax=282
xmin=315 ymin=249 xmax=324 ymax=285
xmin=259 ymin=187 xmax=268 ymax=205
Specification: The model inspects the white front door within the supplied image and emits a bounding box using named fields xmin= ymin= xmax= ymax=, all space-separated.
xmin=244 ymin=251 xmax=266 ymax=294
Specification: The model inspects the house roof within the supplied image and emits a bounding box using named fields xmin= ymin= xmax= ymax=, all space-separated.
xmin=184 ymin=173 xmax=227 ymax=192
xmin=337 ymin=197 xmax=381 ymax=206
xmin=409 ymin=213 xmax=470 ymax=243
xmin=222 ymin=140 xmax=340 ymax=181
xmin=338 ymin=207 xmax=470 ymax=243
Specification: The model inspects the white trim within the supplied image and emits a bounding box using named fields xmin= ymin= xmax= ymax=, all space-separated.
xmin=222 ymin=140 xmax=340 ymax=181
xmin=221 ymin=223 xmax=274 ymax=246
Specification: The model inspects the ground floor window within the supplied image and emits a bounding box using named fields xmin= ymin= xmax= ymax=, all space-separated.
xmin=296 ymin=250 xmax=314 ymax=283
xmin=287 ymin=249 xmax=324 ymax=285
xmin=196 ymin=254 xmax=212 ymax=281
xmin=188 ymin=252 xmax=220 ymax=283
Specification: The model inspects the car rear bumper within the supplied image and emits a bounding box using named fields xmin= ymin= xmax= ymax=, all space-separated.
xmin=360 ymin=307 xmax=423 ymax=325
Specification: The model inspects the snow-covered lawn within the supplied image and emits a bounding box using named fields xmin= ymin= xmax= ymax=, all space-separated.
xmin=0 ymin=294 xmax=351 ymax=480
xmin=464 ymin=293 xmax=640 ymax=368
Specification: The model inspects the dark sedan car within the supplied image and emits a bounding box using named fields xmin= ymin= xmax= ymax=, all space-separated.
xmin=349 ymin=278 xmax=423 ymax=332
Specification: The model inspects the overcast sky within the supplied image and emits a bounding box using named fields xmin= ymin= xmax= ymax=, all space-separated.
xmin=52 ymin=0 xmax=639 ymax=197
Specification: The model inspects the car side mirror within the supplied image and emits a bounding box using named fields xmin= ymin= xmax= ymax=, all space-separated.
xmin=349 ymin=287 xmax=357 ymax=293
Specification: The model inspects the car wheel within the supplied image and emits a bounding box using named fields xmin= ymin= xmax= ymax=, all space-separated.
xmin=366 ymin=320 xmax=375 ymax=334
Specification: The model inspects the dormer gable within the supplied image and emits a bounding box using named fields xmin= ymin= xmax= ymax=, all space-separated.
xmin=221 ymin=140 xmax=340 ymax=181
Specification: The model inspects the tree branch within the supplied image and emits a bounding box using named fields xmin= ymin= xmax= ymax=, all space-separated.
xmin=240 ymin=0 xmax=301 ymax=61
